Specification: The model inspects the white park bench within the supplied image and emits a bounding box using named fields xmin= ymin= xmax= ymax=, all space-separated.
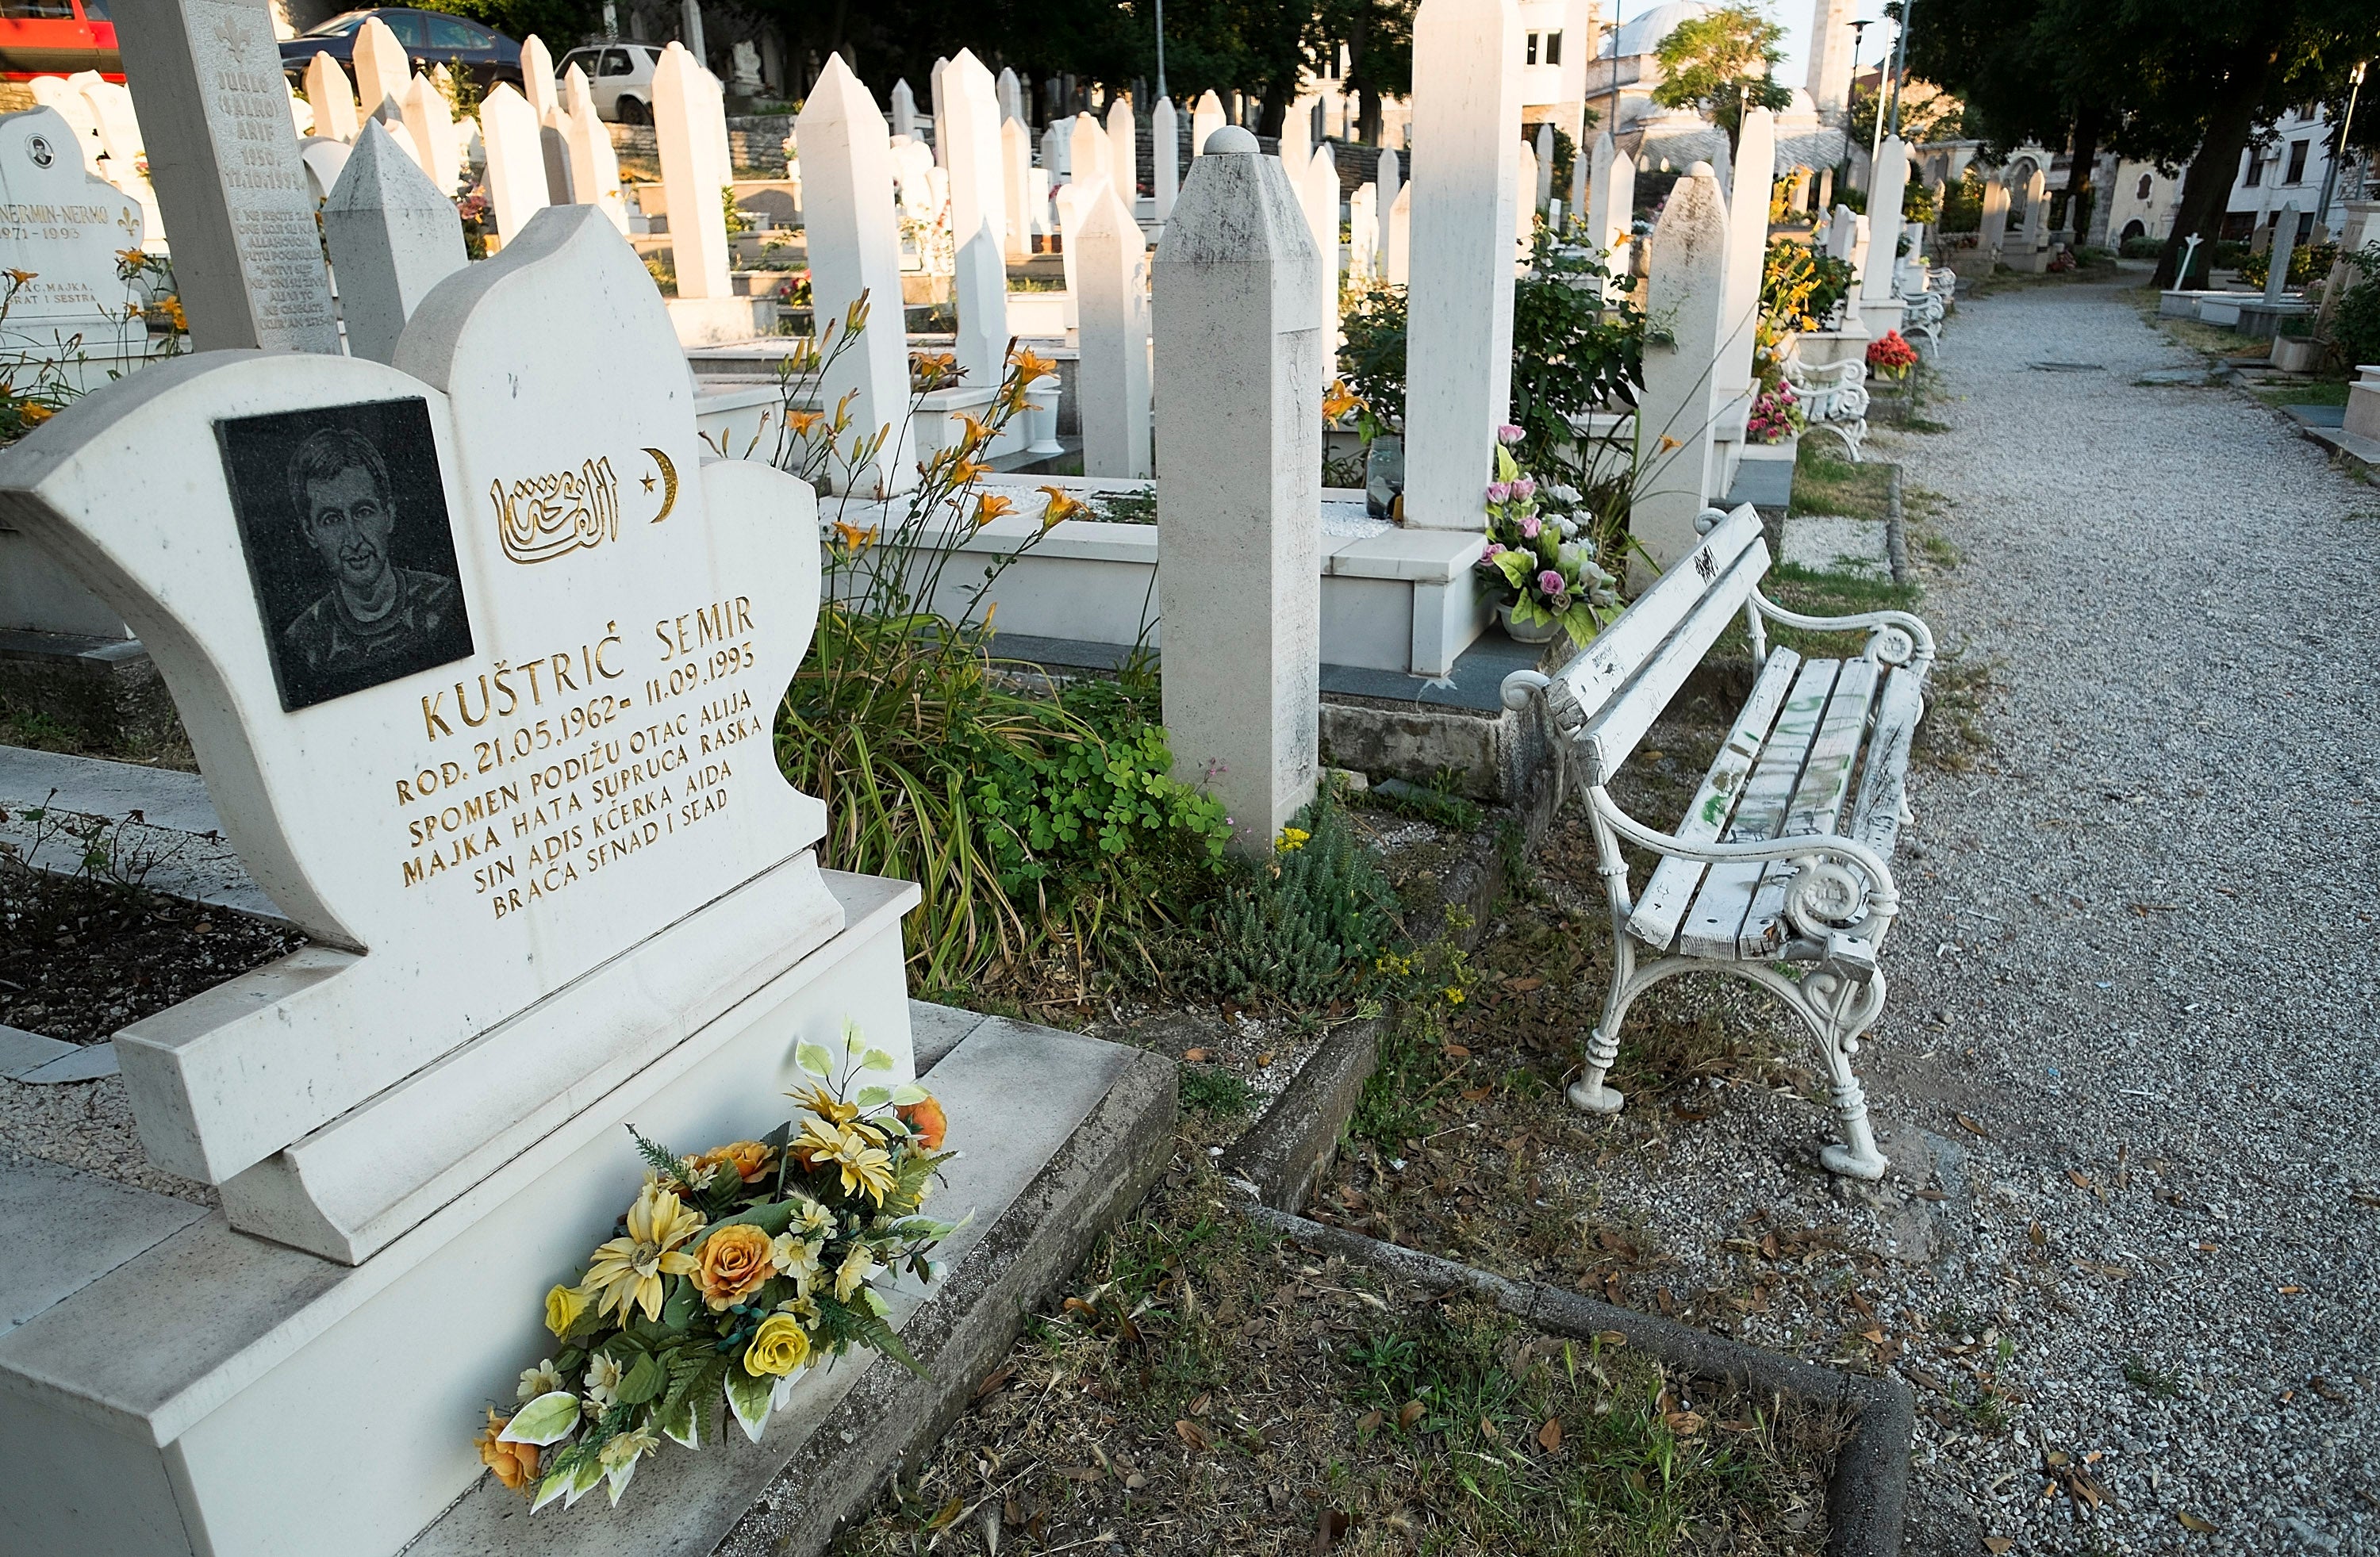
xmin=1898 ymin=287 xmax=1948 ymax=357
xmin=1501 ymin=504 xmax=1936 ymax=1179
xmin=1785 ymin=355 xmax=1871 ymax=462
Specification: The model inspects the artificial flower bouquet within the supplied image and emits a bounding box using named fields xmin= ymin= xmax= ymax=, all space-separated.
xmin=1475 ymin=424 xmax=1620 ymax=648
xmin=1865 ymin=329 xmax=1919 ymax=379
xmin=1746 ymin=379 xmax=1806 ymax=444
xmin=473 ymin=1025 xmax=955 ymax=1511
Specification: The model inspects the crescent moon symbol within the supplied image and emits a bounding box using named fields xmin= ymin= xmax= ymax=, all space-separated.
xmin=643 ymin=447 xmax=678 ymax=524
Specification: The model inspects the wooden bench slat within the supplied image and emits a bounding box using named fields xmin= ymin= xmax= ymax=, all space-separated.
xmin=1676 ymin=657 xmax=1842 ymax=960
xmin=1847 ymin=665 xmax=1926 ymax=856
xmin=1544 ymin=504 xmax=1764 ymax=737
xmin=1577 ymin=538 xmax=1770 ymax=785
xmin=1737 ymin=658 xmax=1882 ymax=956
xmin=1627 ymin=647 xmax=1804 ymax=952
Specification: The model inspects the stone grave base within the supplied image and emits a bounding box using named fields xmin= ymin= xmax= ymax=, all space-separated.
xmin=1856 ymin=299 xmax=1908 ymax=342
xmin=0 ymin=872 xmax=1173 ymax=1557
xmin=2003 ymin=247 xmax=2053 ymax=274
xmin=1790 ymin=326 xmax=1870 ymax=369
xmin=665 ymin=294 xmax=777 ymax=347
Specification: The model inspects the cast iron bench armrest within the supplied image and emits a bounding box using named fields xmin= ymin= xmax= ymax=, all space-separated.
xmin=1583 ymin=784 xmax=1902 ymax=943
xmin=1749 ymin=590 xmax=1937 ymax=677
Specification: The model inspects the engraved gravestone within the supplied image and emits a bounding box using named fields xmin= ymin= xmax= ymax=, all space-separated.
xmin=110 ymin=0 xmax=340 ymax=352
xmin=0 ymin=205 xmax=843 ymax=1260
xmin=0 ymin=105 xmax=146 ymax=350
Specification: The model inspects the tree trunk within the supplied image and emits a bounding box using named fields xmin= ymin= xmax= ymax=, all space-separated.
xmin=2062 ymin=102 xmax=2102 ymax=240
xmin=2153 ymin=10 xmax=2290 ymax=287
xmin=1359 ymin=82 xmax=1383 ymax=147
xmin=1257 ymin=78 xmax=1294 ymax=139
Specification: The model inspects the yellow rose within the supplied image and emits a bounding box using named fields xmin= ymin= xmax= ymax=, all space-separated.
xmin=743 ymin=1312 xmax=813 ymax=1377
xmin=694 ymin=1222 xmax=776 ymax=1310
xmin=543 ymin=1283 xmax=590 ymax=1338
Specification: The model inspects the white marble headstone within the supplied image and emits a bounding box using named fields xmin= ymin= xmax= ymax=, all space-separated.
xmin=0 ymin=108 xmax=144 ymax=346
xmin=0 ymin=206 xmax=839 ymax=1190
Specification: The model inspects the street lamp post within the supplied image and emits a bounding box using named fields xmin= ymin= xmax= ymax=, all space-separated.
xmin=1154 ymin=0 xmax=1167 ymax=101
xmin=2314 ymin=61 xmax=2364 ymax=238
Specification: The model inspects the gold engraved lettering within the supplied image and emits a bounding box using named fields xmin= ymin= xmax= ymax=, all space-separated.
xmin=490 ymin=458 xmax=623 ymax=565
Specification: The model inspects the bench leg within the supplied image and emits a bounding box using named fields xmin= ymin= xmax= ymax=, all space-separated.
xmin=1568 ymin=940 xmax=1632 ymax=1114
xmin=1799 ymin=968 xmax=1889 ymax=1180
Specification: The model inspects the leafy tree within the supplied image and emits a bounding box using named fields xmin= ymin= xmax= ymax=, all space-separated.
xmin=414 ymin=0 xmax=605 ymax=49
xmin=1649 ymin=4 xmax=1795 ymax=151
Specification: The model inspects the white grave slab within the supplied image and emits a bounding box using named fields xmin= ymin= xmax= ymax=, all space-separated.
xmin=0 ymin=108 xmax=144 ymax=356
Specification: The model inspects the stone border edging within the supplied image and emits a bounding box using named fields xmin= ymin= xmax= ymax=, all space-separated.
xmin=1247 ymin=1206 xmax=1914 ymax=1557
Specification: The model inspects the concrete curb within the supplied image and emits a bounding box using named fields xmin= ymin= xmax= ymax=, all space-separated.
xmin=1248 ymin=1207 xmax=1914 ymax=1557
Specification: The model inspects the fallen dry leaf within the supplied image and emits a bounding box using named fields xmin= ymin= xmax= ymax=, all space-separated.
xmin=1442 ymin=1043 xmax=1472 ymax=1059
xmin=1189 ymin=1392 xmax=1212 ymax=1417
xmin=2066 ymin=1168 xmax=2091 ymax=1190
xmin=1503 ymin=975 xmax=1545 ymax=992
xmin=1538 ymin=1417 xmax=1564 ymax=1451
xmin=1461 ymin=1086 xmax=1493 ymax=1103
xmin=2178 ymin=1512 xmax=2219 ymax=1534
xmin=1596 ymin=1330 xmax=1629 ymax=1348
xmin=1357 ymin=1409 xmax=1384 ymax=1433
xmin=1983 ymin=1540 xmax=2013 ymax=1555
xmin=1398 ymin=1400 xmax=1426 ymax=1429
xmin=1662 ymin=1409 xmax=1705 ymax=1436
xmin=1173 ymin=1418 xmax=1213 ymax=1452
xmin=2028 ymin=1221 xmax=2048 ymax=1248
xmin=1956 ymin=1113 xmax=1992 ymax=1139
xmin=1058 ymin=1466 xmax=1103 ymax=1482
xmin=1183 ymin=1048 xmax=1207 ymax=1062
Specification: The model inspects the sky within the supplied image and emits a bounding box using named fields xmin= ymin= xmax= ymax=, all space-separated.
xmin=1606 ymin=0 xmax=1902 ymax=99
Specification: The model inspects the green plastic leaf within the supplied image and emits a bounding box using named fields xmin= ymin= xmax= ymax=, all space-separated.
xmin=660 ymin=1276 xmax=697 ymax=1331
xmin=617 ymin=1349 xmax=665 ymax=1406
xmin=855 ymin=1085 xmax=892 ymax=1108
xmin=796 ymin=1041 xmax=835 ymax=1079
xmin=655 ymin=1394 xmax=701 ymax=1450
xmin=724 ymin=1365 xmax=774 ymax=1443
xmin=605 ymin=1450 xmax=639 ymax=1506
xmin=1491 ymin=550 xmax=1531 ymax=588
xmin=563 ymin=1452 xmax=604 ymax=1507
xmin=859 ymin=1047 xmax=895 ymax=1073
xmin=499 ymin=1390 xmax=582 ymax=1446
xmin=531 ymin=1467 xmax=574 ymax=1513
xmin=890 ymin=1083 xmax=929 ymax=1106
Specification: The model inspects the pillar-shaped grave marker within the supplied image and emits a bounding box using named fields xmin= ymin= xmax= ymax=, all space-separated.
xmin=941 ymin=51 xmax=1009 ymax=389
xmin=1155 ymin=127 xmax=1320 ymax=857
xmin=1631 ymin=162 xmax=1729 ymax=581
xmin=1069 ymin=110 xmax=1107 ymax=190
xmin=1860 ymin=134 xmax=1908 ymax=305
xmin=1713 ymin=105 xmax=1775 ymax=439
xmin=1077 ymin=179 xmax=1151 ymax=477
xmin=1402 ymin=0 xmax=1521 ymax=530
xmin=352 ymin=13 xmax=410 ymax=117
xmin=520 ymin=33 xmax=559 ymax=120
xmin=1001 ymin=113 xmax=1034 ymax=258
xmin=654 ymin=42 xmax=731 ymax=299
xmin=113 ymin=0 xmax=338 ymax=352
xmin=1191 ymin=91 xmax=1223 ymax=162
xmin=562 ymin=72 xmax=630 ymax=232
xmin=1151 ymin=94 xmax=1178 ymax=217
xmin=400 ymin=73 xmax=464 ymax=196
xmin=796 ymin=56 xmax=917 ymax=496
xmin=1376 ymin=147 xmax=1399 ymax=253
xmin=323 ymin=118 xmax=466 ymax=364
xmin=305 ymin=50 xmax=359 ymax=141
xmin=1106 ymin=95 xmax=1136 ymax=197
xmin=478 ymin=82 xmax=550 ymax=247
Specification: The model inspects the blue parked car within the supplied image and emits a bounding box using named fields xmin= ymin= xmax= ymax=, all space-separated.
xmin=280 ymin=8 xmax=524 ymax=93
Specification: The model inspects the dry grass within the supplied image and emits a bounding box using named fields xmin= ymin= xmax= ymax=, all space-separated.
xmin=831 ymin=1146 xmax=1846 ymax=1557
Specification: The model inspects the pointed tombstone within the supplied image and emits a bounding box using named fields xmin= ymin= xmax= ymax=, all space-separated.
xmin=929 ymin=56 xmax=950 ymax=167
xmin=1376 ymin=146 xmax=1399 ymax=255
xmin=1515 ymin=136 xmax=1538 ymax=250
xmin=797 ymin=57 xmax=916 ymax=495
xmin=400 ymin=73 xmax=463 ymax=196
xmin=1534 ymin=121 xmax=1554 ymax=211
xmin=540 ymin=124 xmax=576 ymax=203
xmin=2017 ymin=167 xmax=2047 ymax=251
xmin=1631 ymin=162 xmax=1729 ymax=580
xmin=1077 ymin=181 xmax=1152 ymax=477
xmin=1403 ymin=0 xmax=1522 ymax=531
xmin=520 ymin=34 xmax=559 ymax=121
xmin=1713 ymin=105 xmax=1774 ymax=435
xmin=1386 ymin=179 xmax=1412 ymax=282
xmin=1303 ymin=143 xmax=1342 ymax=385
xmin=941 ymin=53 xmax=1009 ymax=374
xmin=1151 ymin=95 xmax=1178 ymax=218
xmin=352 ymin=14 xmax=411 ymax=117
xmin=1277 ymin=94 xmax=1309 ymax=172
xmin=1191 ymin=91 xmax=1224 ymax=161
xmin=109 ymin=0 xmax=339 ymax=351
xmin=564 ymin=60 xmax=595 ymax=119
xmin=1105 ymin=94 xmax=1136 ymax=198
xmin=1349 ymin=181 xmax=1377 ymax=280
xmin=1860 ymin=134 xmax=1908 ymax=304
xmin=305 ymin=51 xmax=360 ymax=141
xmin=321 ymin=118 xmax=466 ymax=362
xmin=564 ymin=91 xmax=630 ymax=232
xmin=2265 ymin=201 xmax=2300 ymax=302
xmin=1054 ymin=179 xmax=1091 ymax=328
xmin=1069 ymin=111 xmax=1108 ymax=191
xmin=654 ymin=41 xmax=731 ymax=298
xmin=477 ymin=83 xmax=549 ymax=247
xmin=1026 ymin=167 xmax=1052 ymax=238
xmin=1567 ymin=135 xmax=1587 ymax=223
xmin=1822 ymin=204 xmax=1855 ymax=262
xmin=996 ymin=65 xmax=1023 ymax=124
xmin=75 ymin=74 xmax=144 ymax=164
xmin=1154 ymin=125 xmax=1322 ymax=859
xmin=1040 ymin=120 xmax=1066 ymax=181
xmin=1001 ymin=113 xmax=1035 ymax=258
xmin=889 ymin=78 xmax=919 ymax=142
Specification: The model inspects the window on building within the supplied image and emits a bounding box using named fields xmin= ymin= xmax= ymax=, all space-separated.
xmin=2136 ymin=173 xmax=2152 ymax=200
xmin=2286 ymin=140 xmax=2309 ymax=183
xmin=1525 ymin=31 xmax=1539 ymax=65
xmin=1545 ymin=29 xmax=1563 ymax=64
xmin=2244 ymin=149 xmax=2262 ymax=187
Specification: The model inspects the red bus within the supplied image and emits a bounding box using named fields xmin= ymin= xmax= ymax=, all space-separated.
xmin=0 ymin=0 xmax=121 ymax=82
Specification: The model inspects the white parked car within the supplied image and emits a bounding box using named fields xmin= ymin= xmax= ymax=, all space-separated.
xmin=554 ymin=42 xmax=662 ymax=123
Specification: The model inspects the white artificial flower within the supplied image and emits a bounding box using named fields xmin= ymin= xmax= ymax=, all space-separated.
xmin=832 ymin=1245 xmax=880 ymax=1302
xmin=517 ymin=1357 xmax=567 ymax=1402
xmin=583 ymin=1352 xmax=626 ymax=1412
xmin=793 ymin=1197 xmax=835 ymax=1237
xmin=771 ymin=1232 xmax=825 ymax=1292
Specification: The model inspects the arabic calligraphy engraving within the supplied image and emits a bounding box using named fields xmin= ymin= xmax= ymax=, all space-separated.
xmin=490 ymin=458 xmax=621 ymax=565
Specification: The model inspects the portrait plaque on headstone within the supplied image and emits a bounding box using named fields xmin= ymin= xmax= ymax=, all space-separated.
xmin=216 ymin=398 xmax=475 ymax=711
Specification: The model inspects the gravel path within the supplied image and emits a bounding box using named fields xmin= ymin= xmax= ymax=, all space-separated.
xmin=1869 ymin=277 xmax=2379 ymax=1553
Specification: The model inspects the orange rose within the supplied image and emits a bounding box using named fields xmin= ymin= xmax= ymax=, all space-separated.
xmin=896 ymin=1095 xmax=947 ymax=1151
xmin=693 ymin=1140 xmax=776 ymax=1183
xmin=475 ymin=1409 xmax=539 ymax=1492
xmin=694 ymin=1222 xmax=776 ymax=1310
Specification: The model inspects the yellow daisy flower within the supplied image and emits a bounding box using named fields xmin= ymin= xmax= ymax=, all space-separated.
xmin=582 ymin=1183 xmax=706 ymax=1322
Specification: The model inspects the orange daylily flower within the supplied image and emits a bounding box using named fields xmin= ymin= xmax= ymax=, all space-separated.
xmin=1009 ymin=347 xmax=1057 ymax=384
xmin=952 ymin=457 xmax=990 ymax=484
xmin=786 ymin=408 xmax=826 ymax=437
xmin=2 ymin=268 xmax=34 ymax=286
xmin=18 ymin=404 xmax=54 ymax=426
xmin=831 ymin=520 xmax=878 ymax=551
xmin=1037 ymin=485 xmax=1086 ymax=529
xmin=955 ymin=410 xmax=994 ymax=450
xmin=1322 ymin=380 xmax=1362 ymax=422
xmin=973 ymin=493 xmax=1015 ymax=527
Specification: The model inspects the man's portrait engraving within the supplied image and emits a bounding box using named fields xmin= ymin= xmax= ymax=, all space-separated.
xmin=219 ymin=399 xmax=474 ymax=712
